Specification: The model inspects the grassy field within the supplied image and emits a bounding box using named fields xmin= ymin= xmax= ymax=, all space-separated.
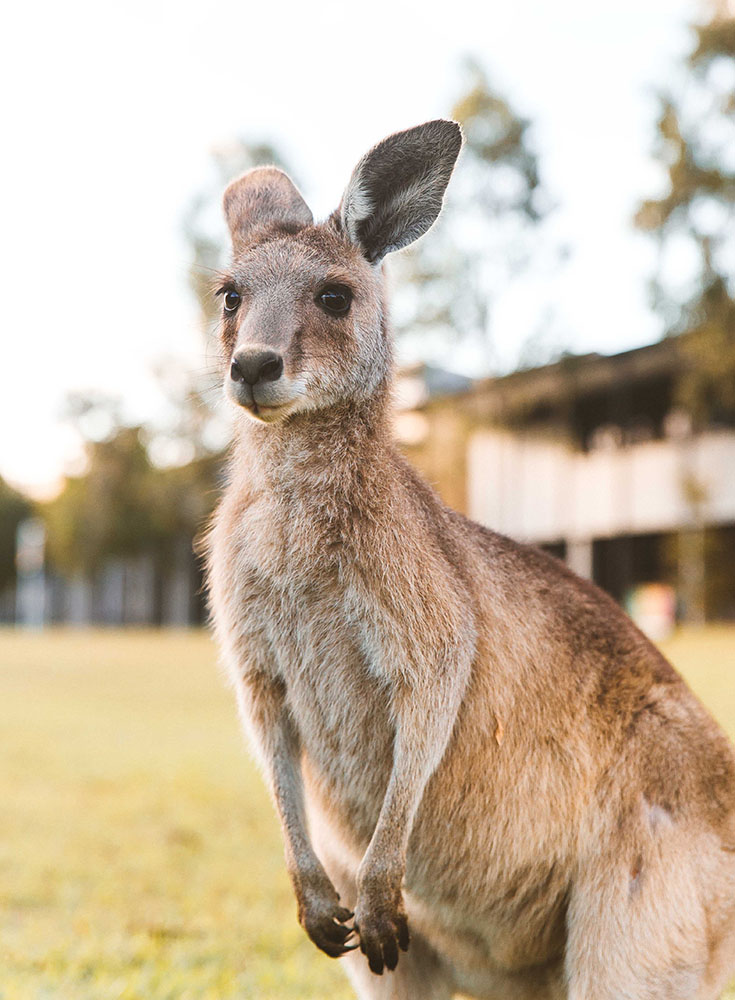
xmin=2 ymin=627 xmax=735 ymax=999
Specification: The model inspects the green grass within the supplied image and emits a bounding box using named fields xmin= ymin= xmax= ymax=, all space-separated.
xmin=0 ymin=629 xmax=352 ymax=1000
xmin=1 ymin=626 xmax=735 ymax=998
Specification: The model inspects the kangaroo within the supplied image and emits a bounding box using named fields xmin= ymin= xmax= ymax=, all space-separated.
xmin=204 ymin=120 xmax=735 ymax=999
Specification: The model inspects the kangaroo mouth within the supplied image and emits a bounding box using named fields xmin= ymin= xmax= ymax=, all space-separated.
xmin=242 ymin=396 xmax=299 ymax=423
xmin=226 ymin=374 xmax=303 ymax=422
xmin=248 ymin=400 xmax=277 ymax=417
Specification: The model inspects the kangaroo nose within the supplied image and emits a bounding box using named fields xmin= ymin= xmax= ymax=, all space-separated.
xmin=230 ymin=349 xmax=284 ymax=385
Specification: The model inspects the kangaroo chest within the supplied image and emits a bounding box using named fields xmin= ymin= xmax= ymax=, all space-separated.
xmin=219 ymin=496 xmax=396 ymax=822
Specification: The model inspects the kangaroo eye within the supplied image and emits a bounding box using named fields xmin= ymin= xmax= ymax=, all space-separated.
xmin=223 ymin=289 xmax=241 ymax=313
xmin=317 ymin=286 xmax=352 ymax=316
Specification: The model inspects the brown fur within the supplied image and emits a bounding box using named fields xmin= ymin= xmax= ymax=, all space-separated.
xmin=204 ymin=121 xmax=735 ymax=999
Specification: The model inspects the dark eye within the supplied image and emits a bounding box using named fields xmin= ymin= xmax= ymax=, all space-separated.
xmin=223 ymin=289 xmax=241 ymax=313
xmin=317 ymin=285 xmax=352 ymax=316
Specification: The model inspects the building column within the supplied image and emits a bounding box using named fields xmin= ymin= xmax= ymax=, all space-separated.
xmin=15 ymin=518 xmax=47 ymax=628
xmin=677 ymin=527 xmax=706 ymax=625
xmin=566 ymin=537 xmax=594 ymax=580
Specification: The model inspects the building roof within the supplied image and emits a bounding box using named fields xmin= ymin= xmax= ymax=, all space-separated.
xmin=464 ymin=337 xmax=684 ymax=423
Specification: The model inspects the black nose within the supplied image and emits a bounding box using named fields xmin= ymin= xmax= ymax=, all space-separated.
xmin=230 ymin=349 xmax=284 ymax=385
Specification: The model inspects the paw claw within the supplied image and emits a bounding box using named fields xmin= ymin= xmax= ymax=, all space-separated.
xmin=397 ymin=918 xmax=410 ymax=952
xmin=354 ymin=909 xmax=409 ymax=976
xmin=299 ymin=887 xmax=359 ymax=959
xmin=367 ymin=952 xmax=384 ymax=975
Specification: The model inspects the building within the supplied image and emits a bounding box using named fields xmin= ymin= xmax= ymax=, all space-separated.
xmin=395 ymin=341 xmax=735 ymax=624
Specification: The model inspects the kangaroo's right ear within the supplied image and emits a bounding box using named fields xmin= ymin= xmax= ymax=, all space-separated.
xmin=339 ymin=120 xmax=463 ymax=265
xmin=223 ymin=167 xmax=313 ymax=250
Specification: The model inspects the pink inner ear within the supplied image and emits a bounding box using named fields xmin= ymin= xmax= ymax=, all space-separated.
xmin=224 ymin=167 xmax=313 ymax=248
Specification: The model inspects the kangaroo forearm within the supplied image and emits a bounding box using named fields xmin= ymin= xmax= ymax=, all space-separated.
xmin=362 ymin=666 xmax=469 ymax=876
xmin=236 ymin=674 xmax=355 ymax=956
xmin=237 ymin=676 xmax=320 ymax=877
xmin=269 ymin=721 xmax=320 ymax=876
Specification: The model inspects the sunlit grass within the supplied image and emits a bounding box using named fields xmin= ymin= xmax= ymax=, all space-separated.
xmin=1 ymin=626 xmax=734 ymax=998
xmin=0 ymin=629 xmax=352 ymax=1000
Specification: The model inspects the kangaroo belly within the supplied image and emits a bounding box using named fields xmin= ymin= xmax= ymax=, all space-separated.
xmin=303 ymin=668 xmax=577 ymax=977
xmin=407 ymin=853 xmax=569 ymax=974
xmin=288 ymin=654 xmax=395 ymax=844
xmin=307 ymin=773 xmax=570 ymax=979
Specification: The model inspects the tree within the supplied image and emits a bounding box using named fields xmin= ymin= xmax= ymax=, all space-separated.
xmin=389 ymin=59 xmax=554 ymax=371
xmin=635 ymin=4 xmax=735 ymax=425
xmin=0 ymin=477 xmax=31 ymax=592
xmin=43 ymin=396 xmax=222 ymax=578
xmin=44 ymin=423 xmax=160 ymax=575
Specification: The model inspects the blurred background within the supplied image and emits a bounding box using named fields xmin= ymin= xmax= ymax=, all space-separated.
xmin=4 ymin=1 xmax=735 ymax=997
xmin=3 ymin=0 xmax=735 ymax=635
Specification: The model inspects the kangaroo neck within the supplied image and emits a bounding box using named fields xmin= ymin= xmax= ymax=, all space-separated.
xmin=231 ymin=384 xmax=394 ymax=508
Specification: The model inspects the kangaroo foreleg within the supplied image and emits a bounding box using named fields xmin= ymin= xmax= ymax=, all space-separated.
xmin=236 ymin=674 xmax=356 ymax=958
xmin=354 ymin=662 xmax=470 ymax=975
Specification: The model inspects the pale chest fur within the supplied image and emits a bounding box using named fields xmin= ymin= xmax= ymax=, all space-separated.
xmin=209 ymin=488 xmax=403 ymax=831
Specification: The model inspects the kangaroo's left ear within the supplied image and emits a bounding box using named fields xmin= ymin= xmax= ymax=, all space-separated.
xmin=339 ymin=119 xmax=463 ymax=264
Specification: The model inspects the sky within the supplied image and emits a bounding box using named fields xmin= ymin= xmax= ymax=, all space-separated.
xmin=1 ymin=0 xmax=702 ymax=496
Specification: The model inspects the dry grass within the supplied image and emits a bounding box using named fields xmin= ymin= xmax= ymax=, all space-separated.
xmin=1 ymin=626 xmax=734 ymax=998
xmin=0 ymin=629 xmax=351 ymax=1000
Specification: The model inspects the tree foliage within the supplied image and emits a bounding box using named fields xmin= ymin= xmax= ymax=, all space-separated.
xmin=44 ymin=425 xmax=159 ymax=574
xmin=677 ymin=275 xmax=735 ymax=426
xmin=636 ymin=6 xmax=735 ymax=424
xmin=43 ymin=414 xmax=221 ymax=577
xmin=389 ymin=59 xmax=552 ymax=369
xmin=0 ymin=477 xmax=31 ymax=591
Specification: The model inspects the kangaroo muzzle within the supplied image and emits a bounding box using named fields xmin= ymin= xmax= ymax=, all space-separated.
xmin=230 ymin=348 xmax=284 ymax=387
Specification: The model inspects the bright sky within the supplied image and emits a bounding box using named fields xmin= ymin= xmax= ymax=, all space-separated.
xmin=1 ymin=0 xmax=700 ymax=496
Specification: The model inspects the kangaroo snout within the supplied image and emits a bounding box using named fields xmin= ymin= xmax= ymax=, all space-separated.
xmin=226 ymin=345 xmax=299 ymax=421
xmin=231 ymin=348 xmax=284 ymax=386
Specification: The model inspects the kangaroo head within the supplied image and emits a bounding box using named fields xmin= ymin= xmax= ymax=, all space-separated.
xmin=218 ymin=120 xmax=463 ymax=423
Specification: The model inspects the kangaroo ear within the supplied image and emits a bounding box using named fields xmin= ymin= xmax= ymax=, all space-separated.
xmin=339 ymin=120 xmax=463 ymax=264
xmin=223 ymin=167 xmax=313 ymax=249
